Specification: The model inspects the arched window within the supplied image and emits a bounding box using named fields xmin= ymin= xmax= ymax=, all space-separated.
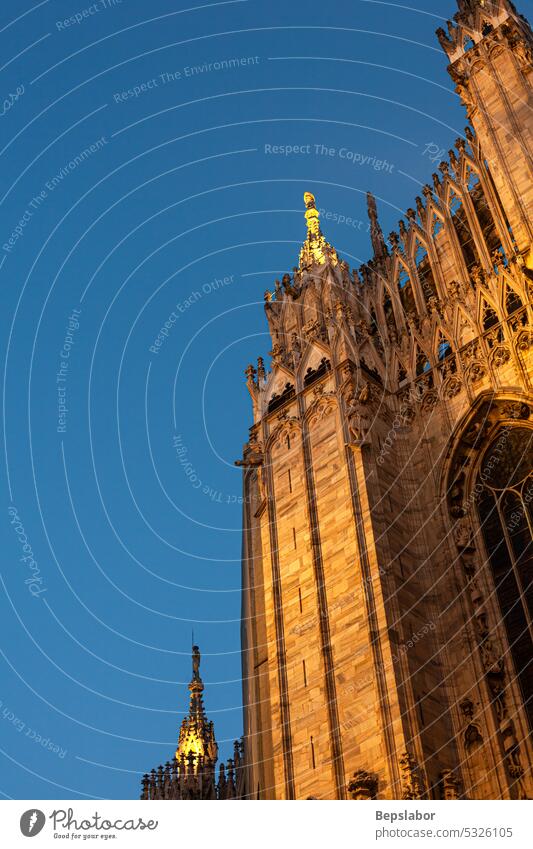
xmin=397 ymin=263 xmax=416 ymax=315
xmin=437 ymin=336 xmax=452 ymax=361
xmin=481 ymin=299 xmax=499 ymax=331
xmin=477 ymin=427 xmax=533 ymax=730
xmin=414 ymin=239 xmax=438 ymax=304
xmin=432 ymin=214 xmax=444 ymax=238
xmin=467 ymin=167 xmax=506 ymax=263
xmin=415 ymin=346 xmax=431 ymax=376
xmin=449 ymin=190 xmax=480 ymax=271
xmin=505 ymin=285 xmax=523 ymax=316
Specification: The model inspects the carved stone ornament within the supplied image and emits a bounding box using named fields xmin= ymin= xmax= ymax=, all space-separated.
xmin=399 ymin=402 xmax=416 ymax=425
xmin=348 ymin=770 xmax=378 ymax=800
xmin=441 ymin=769 xmax=461 ymax=800
xmin=269 ymin=343 xmax=286 ymax=366
xmin=302 ymin=318 xmax=323 ymax=340
xmin=443 ymin=376 xmax=463 ymax=399
xmin=399 ymin=752 xmax=425 ymax=800
xmin=459 ymin=697 xmax=475 ymax=721
xmin=345 ymin=383 xmax=372 ymax=445
xmin=491 ymin=346 xmax=511 ymax=368
xmin=516 ymin=330 xmax=533 ymax=352
xmin=274 ymin=416 xmax=302 ymax=449
xmin=453 ymin=517 xmax=476 ymax=552
xmin=307 ymin=393 xmax=336 ymax=426
xmin=421 ymin=390 xmax=439 ymax=412
xmin=466 ymin=361 xmax=486 ymax=384
xmin=502 ymin=402 xmax=530 ymax=420
xmin=449 ymin=279 xmax=468 ymax=301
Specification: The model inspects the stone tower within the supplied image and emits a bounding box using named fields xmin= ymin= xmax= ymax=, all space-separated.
xmin=437 ymin=0 xmax=533 ymax=254
xmin=239 ymin=0 xmax=533 ymax=800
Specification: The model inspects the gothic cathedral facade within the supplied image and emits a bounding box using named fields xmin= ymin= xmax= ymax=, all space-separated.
xmin=239 ymin=0 xmax=533 ymax=800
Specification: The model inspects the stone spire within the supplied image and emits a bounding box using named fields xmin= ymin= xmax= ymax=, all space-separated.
xmin=366 ymin=191 xmax=388 ymax=263
xmin=140 ymin=645 xmax=246 ymax=799
xmin=299 ymin=191 xmax=338 ymax=270
xmin=175 ymin=645 xmax=218 ymax=765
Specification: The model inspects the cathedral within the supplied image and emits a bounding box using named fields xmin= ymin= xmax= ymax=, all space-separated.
xmin=143 ymin=0 xmax=533 ymax=800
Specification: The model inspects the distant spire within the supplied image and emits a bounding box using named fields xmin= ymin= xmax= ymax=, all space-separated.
xmin=366 ymin=192 xmax=388 ymax=262
xmin=175 ymin=644 xmax=218 ymax=766
xmin=299 ymin=191 xmax=338 ymax=270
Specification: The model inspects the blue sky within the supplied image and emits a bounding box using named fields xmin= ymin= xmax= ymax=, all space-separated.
xmin=2 ymin=0 xmax=531 ymax=800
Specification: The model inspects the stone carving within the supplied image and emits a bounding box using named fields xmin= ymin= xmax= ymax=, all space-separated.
xmin=443 ymin=376 xmax=463 ymax=398
xmin=307 ymin=393 xmax=336 ymax=426
xmin=502 ymin=402 xmax=530 ymax=420
xmin=453 ymin=517 xmax=476 ymax=552
xmin=269 ymin=342 xmax=287 ymax=366
xmin=345 ymin=383 xmax=372 ymax=445
xmin=466 ymin=361 xmax=486 ymax=383
xmin=399 ymin=752 xmax=425 ymax=800
xmin=441 ymin=769 xmax=461 ymax=800
xmin=516 ymin=330 xmax=533 ymax=352
xmin=491 ymin=346 xmax=511 ymax=368
xmin=421 ymin=390 xmax=439 ymax=412
xmin=348 ymin=770 xmax=378 ymax=800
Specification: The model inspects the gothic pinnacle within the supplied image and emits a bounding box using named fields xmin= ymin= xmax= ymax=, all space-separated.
xmin=366 ymin=191 xmax=388 ymax=262
xmin=299 ymin=191 xmax=338 ymax=270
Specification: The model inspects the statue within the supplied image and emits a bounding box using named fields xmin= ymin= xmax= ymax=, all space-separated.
xmin=192 ymin=645 xmax=201 ymax=680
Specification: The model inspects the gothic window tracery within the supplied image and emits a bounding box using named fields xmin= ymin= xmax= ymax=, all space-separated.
xmin=432 ymin=211 xmax=457 ymax=280
xmin=415 ymin=345 xmax=431 ymax=376
xmin=477 ymin=427 xmax=533 ymax=731
xmin=449 ymin=189 xmax=481 ymax=270
xmin=397 ymin=262 xmax=416 ymax=315
xmin=505 ymin=285 xmax=523 ymax=316
xmin=432 ymin=214 xmax=444 ymax=238
xmin=481 ymin=299 xmax=499 ymax=331
xmin=414 ymin=238 xmax=438 ymax=304
xmin=438 ymin=335 xmax=453 ymax=361
xmin=467 ymin=166 xmax=505 ymax=261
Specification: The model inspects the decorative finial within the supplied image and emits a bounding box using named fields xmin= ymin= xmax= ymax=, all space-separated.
xmin=303 ymin=191 xmax=321 ymax=238
xmin=366 ymin=192 xmax=388 ymax=261
xmin=299 ymin=191 xmax=338 ymax=269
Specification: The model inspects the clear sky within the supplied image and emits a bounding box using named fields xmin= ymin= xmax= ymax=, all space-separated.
xmin=2 ymin=0 xmax=532 ymax=800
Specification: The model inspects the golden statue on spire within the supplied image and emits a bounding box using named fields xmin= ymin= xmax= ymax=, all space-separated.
xmin=174 ymin=644 xmax=218 ymax=765
xmin=299 ymin=191 xmax=338 ymax=269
